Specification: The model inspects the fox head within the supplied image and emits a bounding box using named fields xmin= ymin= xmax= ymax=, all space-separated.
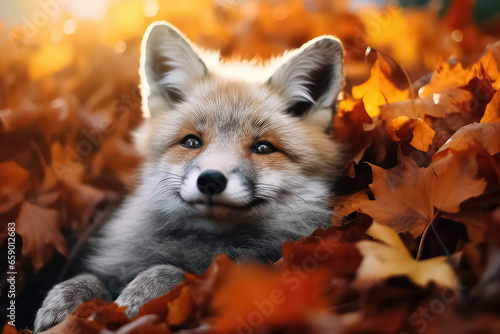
xmin=134 ymin=22 xmax=344 ymax=236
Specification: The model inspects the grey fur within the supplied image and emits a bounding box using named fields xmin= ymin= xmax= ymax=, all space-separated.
xmin=115 ymin=264 xmax=184 ymax=318
xmin=34 ymin=274 xmax=110 ymax=333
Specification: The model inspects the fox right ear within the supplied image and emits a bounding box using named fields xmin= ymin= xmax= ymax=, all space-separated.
xmin=140 ymin=22 xmax=207 ymax=116
xmin=267 ymin=37 xmax=344 ymax=128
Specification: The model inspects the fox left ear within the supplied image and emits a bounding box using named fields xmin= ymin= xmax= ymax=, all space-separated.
xmin=140 ymin=21 xmax=208 ymax=117
xmin=267 ymin=37 xmax=344 ymax=128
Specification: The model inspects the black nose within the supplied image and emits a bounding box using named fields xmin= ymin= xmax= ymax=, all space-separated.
xmin=197 ymin=169 xmax=228 ymax=196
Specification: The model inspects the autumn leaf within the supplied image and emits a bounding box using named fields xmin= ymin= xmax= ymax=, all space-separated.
xmin=387 ymin=117 xmax=436 ymax=152
xmin=1 ymin=325 xmax=17 ymax=334
xmin=420 ymin=45 xmax=500 ymax=96
xmin=437 ymin=123 xmax=500 ymax=156
xmin=0 ymin=161 xmax=29 ymax=214
xmin=381 ymin=89 xmax=472 ymax=124
xmin=476 ymin=47 xmax=500 ymax=91
xmin=50 ymin=141 xmax=85 ymax=184
xmin=16 ymin=201 xmax=67 ymax=272
xmin=331 ymin=192 xmax=370 ymax=225
xmin=162 ymin=254 xmax=233 ymax=328
xmin=428 ymin=149 xmax=487 ymax=214
xmin=333 ymin=99 xmax=375 ymax=162
xmin=165 ymin=285 xmax=193 ymax=326
xmin=481 ymin=90 xmax=500 ymax=123
xmin=355 ymin=222 xmax=457 ymax=288
xmin=410 ymin=118 xmax=435 ymax=152
xmin=212 ymin=264 xmax=329 ymax=332
xmin=280 ymin=226 xmax=363 ymax=276
xmin=351 ymin=156 xmax=430 ymax=236
xmin=419 ymin=59 xmax=476 ymax=96
xmin=89 ymin=133 xmax=142 ymax=186
xmin=351 ymin=149 xmax=487 ymax=236
xmin=65 ymin=181 xmax=107 ymax=233
xmin=41 ymin=300 xmax=130 ymax=334
xmin=352 ymin=56 xmax=409 ymax=117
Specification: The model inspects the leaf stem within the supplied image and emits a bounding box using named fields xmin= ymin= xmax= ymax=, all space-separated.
xmin=416 ymin=209 xmax=440 ymax=260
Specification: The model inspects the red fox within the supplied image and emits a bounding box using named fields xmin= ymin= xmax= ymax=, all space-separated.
xmin=34 ymin=21 xmax=344 ymax=332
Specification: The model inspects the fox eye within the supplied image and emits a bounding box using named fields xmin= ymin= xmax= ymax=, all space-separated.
xmin=251 ymin=141 xmax=277 ymax=155
xmin=181 ymin=134 xmax=202 ymax=148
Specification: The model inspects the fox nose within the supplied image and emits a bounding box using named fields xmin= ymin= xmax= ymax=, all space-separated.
xmin=197 ymin=169 xmax=228 ymax=196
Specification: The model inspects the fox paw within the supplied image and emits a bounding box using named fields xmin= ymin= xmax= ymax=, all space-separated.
xmin=115 ymin=264 xmax=184 ymax=318
xmin=34 ymin=274 xmax=110 ymax=333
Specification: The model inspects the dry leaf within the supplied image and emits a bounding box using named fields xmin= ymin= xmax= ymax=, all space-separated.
xmin=420 ymin=60 xmax=471 ymax=96
xmin=381 ymin=89 xmax=472 ymax=124
xmin=355 ymin=222 xmax=457 ymax=288
xmin=420 ymin=46 xmax=500 ymax=96
xmin=476 ymin=47 xmax=500 ymax=91
xmin=351 ymin=149 xmax=487 ymax=236
xmin=0 ymin=161 xmax=29 ymax=214
xmin=212 ymin=264 xmax=328 ymax=332
xmin=1 ymin=325 xmax=17 ymax=334
xmin=481 ymin=90 xmax=500 ymax=123
xmin=352 ymin=56 xmax=409 ymax=117
xmin=16 ymin=201 xmax=67 ymax=272
xmin=437 ymin=123 xmax=500 ymax=156
xmin=410 ymin=118 xmax=435 ymax=152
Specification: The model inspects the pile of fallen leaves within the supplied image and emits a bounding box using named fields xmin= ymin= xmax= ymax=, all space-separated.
xmin=2 ymin=0 xmax=500 ymax=333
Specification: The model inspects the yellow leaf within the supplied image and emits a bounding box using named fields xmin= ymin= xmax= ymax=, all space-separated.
xmin=355 ymin=222 xmax=457 ymax=288
xmin=352 ymin=57 xmax=409 ymax=117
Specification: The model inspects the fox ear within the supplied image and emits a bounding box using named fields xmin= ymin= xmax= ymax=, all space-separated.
xmin=267 ymin=37 xmax=344 ymax=127
xmin=141 ymin=21 xmax=207 ymax=116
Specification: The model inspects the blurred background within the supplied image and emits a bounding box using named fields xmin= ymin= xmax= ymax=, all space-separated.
xmin=0 ymin=0 xmax=500 ymax=330
xmin=1 ymin=0 xmax=500 ymax=84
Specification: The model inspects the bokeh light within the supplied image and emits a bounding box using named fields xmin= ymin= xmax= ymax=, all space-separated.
xmin=68 ymin=0 xmax=108 ymax=20
xmin=144 ymin=0 xmax=160 ymax=17
xmin=63 ymin=19 xmax=78 ymax=34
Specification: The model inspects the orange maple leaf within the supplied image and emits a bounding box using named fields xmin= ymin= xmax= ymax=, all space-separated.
xmin=420 ymin=45 xmax=500 ymax=96
xmin=351 ymin=149 xmax=487 ymax=237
